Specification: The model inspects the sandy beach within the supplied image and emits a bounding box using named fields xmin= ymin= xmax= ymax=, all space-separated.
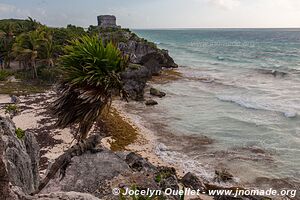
xmin=0 ymin=92 xmax=185 ymax=177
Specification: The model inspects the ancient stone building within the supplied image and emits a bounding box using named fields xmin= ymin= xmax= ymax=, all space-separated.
xmin=97 ymin=15 xmax=118 ymax=28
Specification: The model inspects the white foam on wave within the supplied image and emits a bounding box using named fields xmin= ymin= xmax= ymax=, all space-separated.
xmin=217 ymin=95 xmax=298 ymax=119
xmin=155 ymin=143 xmax=214 ymax=181
xmin=217 ymin=95 xmax=263 ymax=110
xmin=284 ymin=111 xmax=297 ymax=118
xmin=154 ymin=143 xmax=239 ymax=187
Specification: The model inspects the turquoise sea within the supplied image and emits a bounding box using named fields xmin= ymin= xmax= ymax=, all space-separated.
xmin=132 ymin=29 xmax=300 ymax=190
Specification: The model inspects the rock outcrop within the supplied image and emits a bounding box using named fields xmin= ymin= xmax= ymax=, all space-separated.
xmin=121 ymin=65 xmax=152 ymax=100
xmin=41 ymin=149 xmax=132 ymax=198
xmin=0 ymin=117 xmax=102 ymax=200
xmin=0 ymin=116 xmax=40 ymax=198
xmin=98 ymin=28 xmax=177 ymax=100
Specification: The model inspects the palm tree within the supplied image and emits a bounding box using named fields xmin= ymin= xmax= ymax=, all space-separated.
xmin=12 ymin=28 xmax=44 ymax=78
xmin=0 ymin=23 xmax=15 ymax=69
xmin=40 ymin=28 xmax=57 ymax=67
xmin=26 ymin=17 xmax=41 ymax=31
xmin=52 ymin=35 xmax=127 ymax=141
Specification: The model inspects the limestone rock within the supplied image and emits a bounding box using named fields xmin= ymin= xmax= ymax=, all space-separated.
xmin=41 ymin=150 xmax=132 ymax=199
xmin=181 ymin=172 xmax=206 ymax=192
xmin=97 ymin=25 xmax=177 ymax=100
xmin=35 ymin=192 xmax=100 ymax=200
xmin=125 ymin=152 xmax=157 ymax=173
xmin=121 ymin=66 xmax=151 ymax=101
xmin=0 ymin=116 xmax=40 ymax=196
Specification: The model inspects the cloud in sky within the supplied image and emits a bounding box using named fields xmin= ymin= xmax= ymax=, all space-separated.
xmin=207 ymin=0 xmax=240 ymax=10
xmin=0 ymin=3 xmax=17 ymax=13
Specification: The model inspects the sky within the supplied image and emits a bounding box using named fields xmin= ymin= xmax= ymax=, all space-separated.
xmin=0 ymin=0 xmax=300 ymax=29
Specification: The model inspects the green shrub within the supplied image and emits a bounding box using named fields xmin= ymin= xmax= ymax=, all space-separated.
xmin=0 ymin=70 xmax=12 ymax=81
xmin=14 ymin=69 xmax=34 ymax=80
xmin=15 ymin=128 xmax=25 ymax=139
xmin=4 ymin=104 xmax=18 ymax=115
xmin=37 ymin=65 xmax=61 ymax=84
xmin=13 ymin=66 xmax=60 ymax=84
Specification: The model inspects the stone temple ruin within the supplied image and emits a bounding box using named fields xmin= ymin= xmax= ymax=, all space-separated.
xmin=97 ymin=15 xmax=120 ymax=28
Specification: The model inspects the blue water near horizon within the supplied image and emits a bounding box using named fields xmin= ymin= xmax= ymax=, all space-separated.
xmin=132 ymin=29 xmax=300 ymax=190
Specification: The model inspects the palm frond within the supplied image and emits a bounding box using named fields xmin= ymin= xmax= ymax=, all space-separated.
xmin=52 ymin=35 xmax=127 ymax=140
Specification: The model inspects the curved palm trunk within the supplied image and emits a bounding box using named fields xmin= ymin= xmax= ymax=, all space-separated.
xmin=78 ymin=121 xmax=94 ymax=141
xmin=32 ymin=59 xmax=38 ymax=79
xmin=32 ymin=134 xmax=103 ymax=195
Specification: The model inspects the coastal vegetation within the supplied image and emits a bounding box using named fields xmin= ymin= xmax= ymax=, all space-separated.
xmin=0 ymin=18 xmax=85 ymax=79
xmin=51 ymin=35 xmax=128 ymax=140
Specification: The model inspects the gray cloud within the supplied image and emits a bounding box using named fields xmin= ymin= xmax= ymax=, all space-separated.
xmin=0 ymin=3 xmax=16 ymax=13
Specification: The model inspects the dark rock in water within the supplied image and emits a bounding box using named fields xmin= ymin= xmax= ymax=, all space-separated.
xmin=214 ymin=169 xmax=234 ymax=182
xmin=150 ymin=87 xmax=166 ymax=98
xmin=145 ymin=99 xmax=158 ymax=106
xmin=140 ymin=51 xmax=178 ymax=75
xmin=181 ymin=172 xmax=206 ymax=192
xmin=257 ymin=69 xmax=287 ymax=77
xmin=0 ymin=117 xmax=40 ymax=195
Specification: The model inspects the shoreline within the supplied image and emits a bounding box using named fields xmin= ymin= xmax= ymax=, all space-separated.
xmin=111 ymin=100 xmax=186 ymax=177
xmin=1 ymin=88 xmax=298 ymax=200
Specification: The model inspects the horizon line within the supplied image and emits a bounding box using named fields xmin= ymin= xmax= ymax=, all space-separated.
xmin=1 ymin=17 xmax=300 ymax=30
xmin=131 ymin=27 xmax=300 ymax=30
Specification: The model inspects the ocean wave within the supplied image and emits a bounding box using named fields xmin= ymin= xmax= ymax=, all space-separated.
xmin=154 ymin=143 xmax=239 ymax=186
xmin=217 ymin=95 xmax=298 ymax=118
xmin=256 ymin=68 xmax=288 ymax=77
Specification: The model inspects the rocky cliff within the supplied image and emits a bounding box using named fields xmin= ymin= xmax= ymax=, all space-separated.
xmin=97 ymin=28 xmax=178 ymax=100
xmin=0 ymin=116 xmax=39 ymax=199
xmin=0 ymin=117 xmax=102 ymax=200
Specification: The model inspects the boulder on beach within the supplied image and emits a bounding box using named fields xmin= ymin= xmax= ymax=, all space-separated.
xmin=181 ymin=172 xmax=206 ymax=192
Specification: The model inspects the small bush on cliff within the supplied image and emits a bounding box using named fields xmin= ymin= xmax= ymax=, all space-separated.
xmin=4 ymin=104 xmax=19 ymax=117
xmin=15 ymin=128 xmax=25 ymax=139
xmin=52 ymin=35 xmax=128 ymax=140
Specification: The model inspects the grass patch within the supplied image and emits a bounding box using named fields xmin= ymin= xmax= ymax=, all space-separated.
xmin=101 ymin=108 xmax=138 ymax=151
xmin=0 ymin=70 xmax=13 ymax=81
xmin=0 ymin=82 xmax=48 ymax=95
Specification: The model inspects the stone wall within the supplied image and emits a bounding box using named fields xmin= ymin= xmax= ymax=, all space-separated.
xmin=97 ymin=15 xmax=117 ymax=28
